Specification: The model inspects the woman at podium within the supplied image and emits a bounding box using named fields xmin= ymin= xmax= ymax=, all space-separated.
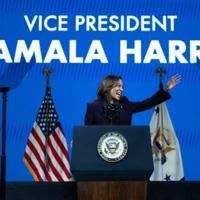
xmin=84 ymin=74 xmax=180 ymax=125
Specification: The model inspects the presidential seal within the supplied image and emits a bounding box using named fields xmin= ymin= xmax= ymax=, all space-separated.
xmin=97 ymin=132 xmax=128 ymax=162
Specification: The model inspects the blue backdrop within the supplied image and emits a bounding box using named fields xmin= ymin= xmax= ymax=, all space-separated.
xmin=0 ymin=0 xmax=200 ymax=180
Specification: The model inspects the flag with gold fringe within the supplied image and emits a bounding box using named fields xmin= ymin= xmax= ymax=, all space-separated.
xmin=23 ymin=79 xmax=72 ymax=181
xmin=150 ymin=102 xmax=184 ymax=181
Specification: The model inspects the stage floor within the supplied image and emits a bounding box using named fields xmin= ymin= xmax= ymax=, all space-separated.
xmin=2 ymin=181 xmax=200 ymax=200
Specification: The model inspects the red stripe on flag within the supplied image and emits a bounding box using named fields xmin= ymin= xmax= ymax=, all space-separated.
xmin=27 ymin=139 xmax=52 ymax=181
xmin=24 ymin=153 xmax=42 ymax=181
xmin=47 ymin=136 xmax=72 ymax=179
xmin=32 ymin=128 xmax=46 ymax=152
xmin=52 ymin=128 xmax=70 ymax=162
xmin=32 ymin=127 xmax=64 ymax=181
xmin=46 ymin=153 xmax=64 ymax=181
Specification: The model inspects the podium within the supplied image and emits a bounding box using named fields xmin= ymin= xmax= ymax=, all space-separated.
xmin=71 ymin=126 xmax=153 ymax=200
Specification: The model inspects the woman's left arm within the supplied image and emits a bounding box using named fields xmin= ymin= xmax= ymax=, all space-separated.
xmin=127 ymin=74 xmax=181 ymax=113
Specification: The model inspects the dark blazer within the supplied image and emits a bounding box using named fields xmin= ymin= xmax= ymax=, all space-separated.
xmin=84 ymin=89 xmax=171 ymax=125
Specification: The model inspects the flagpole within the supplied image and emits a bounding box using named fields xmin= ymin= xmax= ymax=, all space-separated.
xmin=155 ymin=67 xmax=167 ymax=179
xmin=43 ymin=67 xmax=52 ymax=88
xmin=155 ymin=67 xmax=166 ymax=89
xmin=42 ymin=67 xmax=53 ymax=172
xmin=0 ymin=87 xmax=10 ymax=200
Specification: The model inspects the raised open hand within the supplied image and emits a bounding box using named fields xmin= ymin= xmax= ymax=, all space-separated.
xmin=164 ymin=74 xmax=181 ymax=91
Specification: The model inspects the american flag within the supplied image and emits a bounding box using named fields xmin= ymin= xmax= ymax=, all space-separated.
xmin=23 ymin=85 xmax=72 ymax=181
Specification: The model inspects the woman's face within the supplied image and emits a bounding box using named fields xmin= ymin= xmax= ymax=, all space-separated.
xmin=110 ymin=79 xmax=123 ymax=101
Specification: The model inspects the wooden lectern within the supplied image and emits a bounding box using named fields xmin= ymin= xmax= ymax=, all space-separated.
xmin=71 ymin=126 xmax=153 ymax=200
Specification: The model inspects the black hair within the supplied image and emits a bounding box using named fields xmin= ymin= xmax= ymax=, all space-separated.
xmin=96 ymin=75 xmax=122 ymax=101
